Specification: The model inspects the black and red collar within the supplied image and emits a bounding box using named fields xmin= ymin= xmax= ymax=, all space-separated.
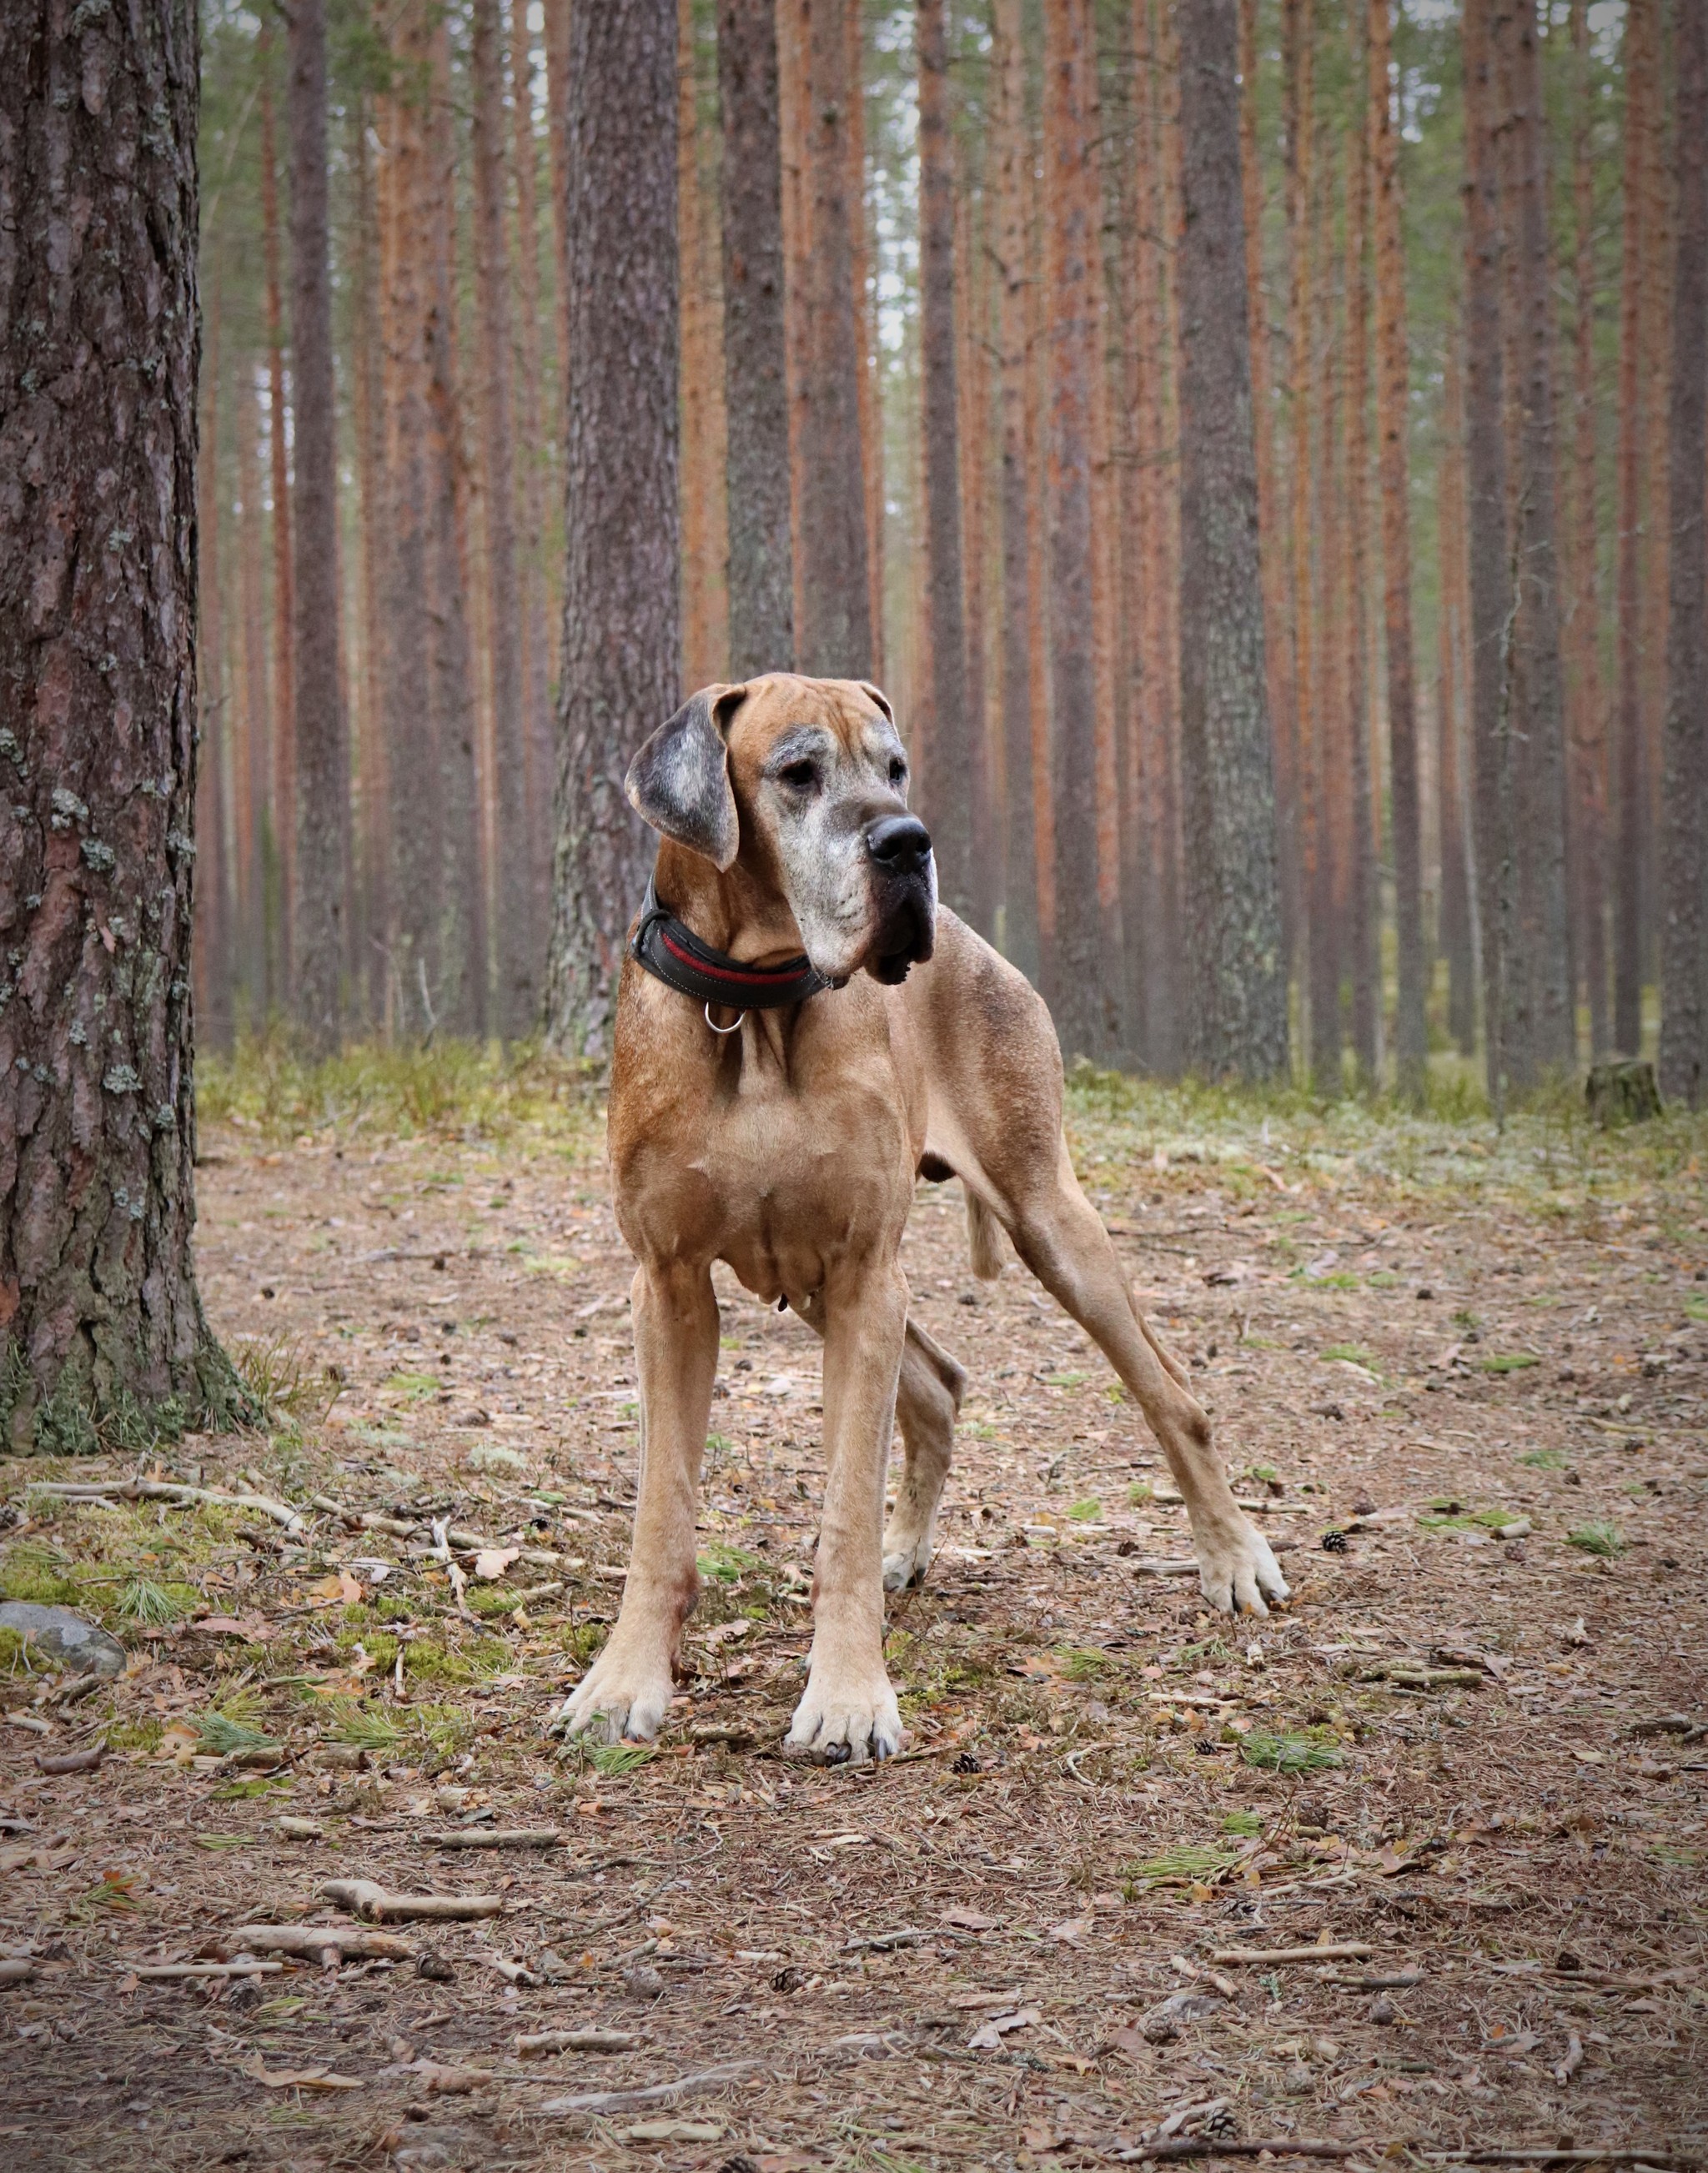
xmin=629 ymin=876 xmax=831 ymax=1011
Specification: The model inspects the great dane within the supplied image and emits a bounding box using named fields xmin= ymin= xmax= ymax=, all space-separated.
xmin=550 ymin=674 xmax=1288 ymax=1763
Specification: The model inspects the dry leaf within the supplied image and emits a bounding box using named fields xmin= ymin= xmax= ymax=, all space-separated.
xmin=473 ymin=1547 xmax=520 ymax=1581
xmin=240 ymin=2055 xmax=362 ymax=2091
xmin=939 ymin=1905 xmax=997 ymax=1930
xmin=968 ymin=2005 xmax=1040 ymax=2050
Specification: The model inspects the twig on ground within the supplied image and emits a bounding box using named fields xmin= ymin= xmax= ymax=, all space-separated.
xmin=320 ymin=1878 xmax=501 ymax=1922
xmin=1211 ymin=1943 xmax=1373 ymax=1965
xmin=221 ymin=1924 xmax=415 ymax=1961
xmin=517 ymin=2028 xmax=645 ymax=2055
xmin=130 ymin=1961 xmax=285 ymax=1980
xmin=537 ymin=2060 xmax=764 ymax=2117
xmin=422 ymin=1829 xmax=565 ymax=1850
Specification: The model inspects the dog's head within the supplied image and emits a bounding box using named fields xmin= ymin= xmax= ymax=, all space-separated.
xmin=625 ymin=674 xmax=936 ymax=986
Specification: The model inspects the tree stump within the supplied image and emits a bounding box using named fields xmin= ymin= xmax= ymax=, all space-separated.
xmin=1585 ymin=1060 xmax=1662 ymax=1127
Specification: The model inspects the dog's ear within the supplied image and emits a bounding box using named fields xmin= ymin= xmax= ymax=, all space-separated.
xmin=859 ymin=681 xmax=895 ymax=725
xmin=625 ymin=685 xmax=748 ymax=870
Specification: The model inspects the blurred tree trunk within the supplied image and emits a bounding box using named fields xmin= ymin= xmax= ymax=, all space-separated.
xmin=545 ymin=0 xmax=680 ymax=1058
xmin=0 ymin=0 xmax=246 ymax=1448
xmin=718 ymin=0 xmax=796 ymax=679
xmin=1564 ymin=0 xmax=1610 ymax=1061
xmin=544 ymin=0 xmax=572 ymax=446
xmin=1438 ymin=339 xmax=1477 ymax=1057
xmin=1280 ymin=0 xmax=1311 ymax=1018
xmin=288 ymin=0 xmax=349 ymax=1056
xmin=917 ymin=0 xmax=975 ymax=926
xmin=1659 ymin=0 xmax=1707 ymax=1107
xmin=196 ymin=280 xmax=234 ymax=1055
xmin=259 ymin=44 xmax=294 ymax=1008
xmin=680 ymin=0 xmax=727 ymax=692
xmin=847 ymin=5 xmax=884 ymax=683
xmin=1613 ymin=0 xmax=1658 ymax=1057
xmin=1462 ymin=0 xmax=1513 ymax=1111
xmin=1155 ymin=0 xmax=1188 ymax=1073
xmin=350 ymin=98 xmax=389 ymax=1034
xmin=511 ymin=0 xmax=556 ymax=959
xmin=796 ymin=0 xmax=871 ymax=677
xmin=1500 ymin=0 xmax=1575 ymax=1089
xmin=1024 ymin=131 xmax=1058 ymax=986
xmin=471 ymin=0 xmax=535 ymax=1038
xmin=237 ymin=368 xmax=272 ymax=1017
xmin=1309 ymin=146 xmax=1342 ymax=1092
xmin=778 ymin=0 xmax=811 ymax=654
xmin=992 ymin=0 xmax=1040 ymax=985
xmin=1084 ymin=37 xmax=1124 ymax=1043
xmin=957 ymin=190 xmax=998 ymax=936
xmin=1175 ymin=0 xmax=1288 ymax=1082
xmin=1369 ymin=0 xmax=1426 ymax=1098
xmin=1343 ymin=85 xmax=1381 ymax=1085
xmin=1041 ymin=0 xmax=1105 ymax=1061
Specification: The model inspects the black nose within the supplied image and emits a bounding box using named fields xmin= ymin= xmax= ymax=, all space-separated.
xmin=866 ymin=813 xmax=932 ymax=876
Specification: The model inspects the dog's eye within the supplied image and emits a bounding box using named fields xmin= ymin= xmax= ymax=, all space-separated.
xmin=888 ymin=759 xmax=907 ymax=785
xmin=777 ymin=760 xmax=819 ymax=791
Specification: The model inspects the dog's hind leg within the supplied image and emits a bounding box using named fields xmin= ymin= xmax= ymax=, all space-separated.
xmin=790 ymin=1298 xmax=965 ymax=1593
xmin=550 ymin=1261 xmax=718 ymax=1744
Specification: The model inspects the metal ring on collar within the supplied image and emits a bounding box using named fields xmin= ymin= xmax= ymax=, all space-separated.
xmin=705 ymin=1003 xmax=746 ymax=1036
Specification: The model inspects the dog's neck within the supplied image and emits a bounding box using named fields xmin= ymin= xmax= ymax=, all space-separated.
xmin=652 ymin=842 xmax=810 ymax=967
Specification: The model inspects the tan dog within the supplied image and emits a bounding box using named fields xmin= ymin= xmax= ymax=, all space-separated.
xmin=551 ymin=675 xmax=1287 ymax=1762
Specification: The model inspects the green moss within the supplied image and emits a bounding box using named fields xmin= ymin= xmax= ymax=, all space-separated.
xmin=403 ymin=1640 xmax=473 ymax=1683
xmin=0 ymin=1545 xmax=81 ymax=1608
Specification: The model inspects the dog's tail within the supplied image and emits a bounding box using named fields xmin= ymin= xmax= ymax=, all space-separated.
xmin=966 ymin=1189 xmax=1007 ymax=1282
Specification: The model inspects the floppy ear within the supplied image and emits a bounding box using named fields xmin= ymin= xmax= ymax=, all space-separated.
xmin=625 ymin=685 xmax=748 ymax=871
xmin=859 ymin=681 xmax=895 ymax=725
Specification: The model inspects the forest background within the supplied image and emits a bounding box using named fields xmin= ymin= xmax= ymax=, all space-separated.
xmin=192 ymin=0 xmax=1703 ymax=1106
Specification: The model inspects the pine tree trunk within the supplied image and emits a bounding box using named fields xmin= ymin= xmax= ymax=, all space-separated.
xmin=1462 ymin=0 xmax=1514 ymax=1111
xmin=957 ymin=188 xmax=998 ymax=937
xmin=510 ymin=0 xmax=556 ymax=966
xmin=1155 ymin=0 xmax=1188 ymax=1073
xmin=1636 ymin=16 xmax=1673 ymax=1009
xmin=0 ymin=0 xmax=246 ymax=1448
xmin=259 ymin=48 xmax=294 ymax=1007
xmin=1280 ymin=0 xmax=1313 ymax=1026
xmin=545 ymin=0 xmax=680 ymax=1058
xmin=287 ymin=0 xmax=349 ymax=1056
xmin=350 ymin=98 xmax=389 ymax=1035
xmin=1438 ymin=338 xmax=1478 ymax=1056
xmin=1369 ymin=0 xmax=1426 ymax=1097
xmin=1343 ymin=85 xmax=1381 ymax=1085
xmin=1041 ymin=0 xmax=1105 ymax=1060
xmin=1175 ymin=0 xmax=1288 ymax=1082
xmin=544 ymin=0 xmax=572 ymax=448
xmin=1612 ymin=0 xmax=1655 ymax=1057
xmin=195 ymin=279 xmax=234 ymax=1055
xmin=847 ymin=4 xmax=884 ymax=685
xmin=1025 ymin=136 xmax=1058 ymax=981
xmin=1309 ymin=148 xmax=1342 ymax=1092
xmin=719 ymin=0 xmax=796 ymax=679
xmin=1565 ymin=0 xmax=1610 ymax=1061
xmin=1500 ymin=0 xmax=1575 ymax=1089
xmin=1658 ymin=0 xmax=1707 ymax=1107
xmin=237 ymin=367 xmax=273 ymax=1017
xmin=992 ymin=0 xmax=1041 ymax=986
xmin=1084 ymin=40 xmax=1124 ymax=1042
xmin=796 ymin=0 xmax=872 ymax=677
xmin=916 ymin=0 xmax=975 ymax=925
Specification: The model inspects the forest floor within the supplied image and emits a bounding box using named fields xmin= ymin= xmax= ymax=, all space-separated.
xmin=3 ymin=1058 xmax=1706 ymax=2173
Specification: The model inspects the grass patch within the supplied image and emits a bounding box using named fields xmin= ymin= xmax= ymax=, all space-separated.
xmin=1567 ymin=1518 xmax=1625 ymax=1558
xmin=196 ymin=1712 xmax=279 ymax=1758
xmin=1066 ymin=1498 xmax=1102 ymax=1523
xmin=586 ymin=1740 xmax=656 ymax=1777
xmin=324 ymin=1699 xmax=403 ymax=1749
xmin=1321 ymin=1344 xmax=1381 ymax=1374
xmin=0 ymin=1543 xmax=80 ymax=1608
xmin=1057 ymin=1646 xmax=1111 ymax=1682
xmin=1481 ymin=1352 xmax=1540 ymax=1374
xmin=1123 ymin=1840 xmax=1242 ymax=1891
xmin=1222 ymin=1809 xmax=1264 ymax=1836
xmin=697 ymin=1542 xmax=767 ymax=1585
xmin=1520 ymin=1448 xmax=1565 ymax=1468
xmin=117 ymin=1576 xmax=195 ymax=1627
xmin=1239 ymin=1729 xmax=1344 ymax=1774
xmin=232 ymin=1334 xmax=338 ymax=1425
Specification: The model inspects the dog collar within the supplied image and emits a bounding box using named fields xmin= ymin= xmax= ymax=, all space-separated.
xmin=630 ymin=876 xmax=831 ymax=1014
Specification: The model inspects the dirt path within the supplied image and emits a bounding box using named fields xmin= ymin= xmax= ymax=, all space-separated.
xmin=3 ymin=1080 xmax=1705 ymax=2170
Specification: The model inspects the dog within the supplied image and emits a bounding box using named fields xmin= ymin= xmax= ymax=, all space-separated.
xmin=550 ymin=674 xmax=1288 ymax=1763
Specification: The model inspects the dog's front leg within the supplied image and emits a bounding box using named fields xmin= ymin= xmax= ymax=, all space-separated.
xmin=786 ymin=1257 xmax=909 ymax=1764
xmin=550 ymin=1261 xmax=716 ymax=1744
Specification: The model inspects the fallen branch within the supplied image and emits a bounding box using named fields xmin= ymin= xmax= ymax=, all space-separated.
xmin=320 ymin=1878 xmax=501 ymax=1923
xmin=538 ymin=2060 xmax=763 ymax=2117
xmin=221 ymin=1924 xmax=415 ymax=1961
xmin=1113 ymin=2145 xmax=1376 ymax=2164
xmin=131 ymin=1960 xmax=285 ymax=1980
xmin=1428 ymin=2152 xmax=1705 ymax=2168
xmin=423 ymin=1829 xmax=565 ymax=1851
xmin=1128 ymin=1559 xmax=1199 ymax=1578
xmin=28 ymin=1478 xmax=307 ymax=1533
xmin=1212 ymin=1943 xmax=1373 ymax=1965
xmin=37 ymin=1746 xmax=105 ymax=1774
xmin=518 ymin=2028 xmax=645 ymax=2055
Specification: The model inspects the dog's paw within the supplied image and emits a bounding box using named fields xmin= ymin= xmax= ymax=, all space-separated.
xmin=1193 ymin=1518 xmax=1290 ymax=1618
xmin=784 ymin=1665 xmax=906 ymax=1765
xmin=881 ymin=1526 xmax=933 ymax=1593
xmin=546 ymin=1647 xmax=673 ymax=1745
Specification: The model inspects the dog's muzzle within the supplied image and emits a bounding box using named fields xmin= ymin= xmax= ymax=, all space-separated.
xmin=864 ymin=814 xmax=936 ymax=985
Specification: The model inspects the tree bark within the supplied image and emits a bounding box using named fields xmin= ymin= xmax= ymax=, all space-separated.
xmin=719 ymin=0 xmax=795 ymax=680
xmin=1564 ymin=0 xmax=1609 ymax=1061
xmin=544 ymin=0 xmax=572 ymax=450
xmin=992 ymin=0 xmax=1040 ymax=986
xmin=1343 ymin=82 xmax=1380 ymax=1085
xmin=1612 ymin=0 xmax=1657 ymax=1057
xmin=350 ymin=96 xmax=389 ymax=1034
xmin=847 ymin=5 xmax=884 ymax=685
xmin=1369 ymin=0 xmax=1425 ymax=1098
xmin=545 ymin=0 xmax=681 ymax=1058
xmin=510 ymin=0 xmax=556 ymax=971
xmin=796 ymin=0 xmax=872 ymax=678
xmin=195 ymin=277 xmax=234 ymax=1056
xmin=1280 ymin=0 xmax=1312 ymax=1031
xmin=259 ymin=44 xmax=294 ymax=1007
xmin=1437 ymin=337 xmax=1477 ymax=1057
xmin=1500 ymin=0 xmax=1575 ymax=1090
xmin=236 ymin=364 xmax=272 ymax=1017
xmin=0 ymin=0 xmax=245 ymax=1448
xmin=916 ymin=0 xmax=975 ymax=926
xmin=1658 ymin=0 xmax=1707 ymax=1107
xmin=1462 ymin=0 xmax=1513 ymax=1112
xmin=1175 ymin=0 xmax=1288 ymax=1082
xmin=1041 ymin=0 xmax=1105 ymax=1061
xmin=472 ymin=0 xmax=539 ymax=1039
xmin=287 ymin=0 xmax=349 ymax=1056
